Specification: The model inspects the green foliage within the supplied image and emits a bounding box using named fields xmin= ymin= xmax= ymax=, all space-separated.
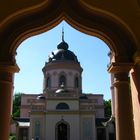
xmin=104 ymin=99 xmax=112 ymax=118
xmin=9 ymin=134 xmax=16 ymax=140
xmin=12 ymin=93 xmax=22 ymax=118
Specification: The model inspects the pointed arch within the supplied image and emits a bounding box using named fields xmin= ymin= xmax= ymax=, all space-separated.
xmin=0 ymin=1 xmax=137 ymax=140
xmin=0 ymin=1 xmax=137 ymax=64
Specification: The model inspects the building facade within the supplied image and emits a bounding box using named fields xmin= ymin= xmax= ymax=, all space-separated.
xmin=16 ymin=36 xmax=111 ymax=140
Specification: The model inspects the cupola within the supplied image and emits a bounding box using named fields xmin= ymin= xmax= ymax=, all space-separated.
xmin=42 ymin=29 xmax=83 ymax=96
xmin=48 ymin=28 xmax=79 ymax=63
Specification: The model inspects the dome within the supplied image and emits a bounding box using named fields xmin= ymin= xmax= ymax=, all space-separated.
xmin=57 ymin=41 xmax=69 ymax=50
xmin=48 ymin=40 xmax=79 ymax=63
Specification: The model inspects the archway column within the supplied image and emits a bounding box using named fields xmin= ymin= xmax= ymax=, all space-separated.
xmin=108 ymin=62 xmax=135 ymax=140
xmin=0 ymin=63 xmax=19 ymax=140
xmin=129 ymin=51 xmax=140 ymax=140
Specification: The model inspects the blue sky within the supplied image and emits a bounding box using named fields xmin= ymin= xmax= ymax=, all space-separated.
xmin=14 ymin=21 xmax=111 ymax=100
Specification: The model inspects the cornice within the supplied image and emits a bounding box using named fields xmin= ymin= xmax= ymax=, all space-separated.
xmin=0 ymin=63 xmax=19 ymax=73
xmin=108 ymin=62 xmax=134 ymax=73
xmin=43 ymin=61 xmax=83 ymax=73
xmin=30 ymin=110 xmax=95 ymax=115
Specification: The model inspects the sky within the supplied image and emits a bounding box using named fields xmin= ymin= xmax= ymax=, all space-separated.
xmin=14 ymin=21 xmax=111 ymax=100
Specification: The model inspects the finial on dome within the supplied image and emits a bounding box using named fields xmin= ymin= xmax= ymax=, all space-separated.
xmin=62 ymin=26 xmax=64 ymax=42
xmin=57 ymin=27 xmax=69 ymax=50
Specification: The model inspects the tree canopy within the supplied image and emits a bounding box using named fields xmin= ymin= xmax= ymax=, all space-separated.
xmin=104 ymin=99 xmax=112 ymax=118
xmin=12 ymin=93 xmax=22 ymax=118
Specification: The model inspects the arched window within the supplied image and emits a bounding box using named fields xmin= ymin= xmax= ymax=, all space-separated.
xmin=75 ymin=77 xmax=79 ymax=88
xmin=59 ymin=75 xmax=66 ymax=87
xmin=56 ymin=103 xmax=70 ymax=110
xmin=35 ymin=121 xmax=40 ymax=139
xmin=46 ymin=76 xmax=51 ymax=88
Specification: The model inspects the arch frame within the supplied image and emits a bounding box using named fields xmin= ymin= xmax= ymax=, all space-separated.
xmin=0 ymin=0 xmax=137 ymax=64
xmin=0 ymin=1 xmax=137 ymax=140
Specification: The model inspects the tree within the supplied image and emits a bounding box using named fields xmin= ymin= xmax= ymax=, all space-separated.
xmin=12 ymin=93 xmax=22 ymax=118
xmin=104 ymin=99 xmax=112 ymax=118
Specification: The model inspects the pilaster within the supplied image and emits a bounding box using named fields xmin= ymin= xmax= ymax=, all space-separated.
xmin=108 ymin=62 xmax=135 ymax=140
xmin=0 ymin=63 xmax=19 ymax=140
xmin=130 ymin=50 xmax=140 ymax=140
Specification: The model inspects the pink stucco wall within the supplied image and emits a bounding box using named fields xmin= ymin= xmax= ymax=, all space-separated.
xmin=20 ymin=94 xmax=39 ymax=118
xmin=130 ymin=68 xmax=140 ymax=140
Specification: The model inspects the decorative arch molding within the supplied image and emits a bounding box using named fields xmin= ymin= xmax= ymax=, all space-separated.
xmin=0 ymin=0 xmax=137 ymax=64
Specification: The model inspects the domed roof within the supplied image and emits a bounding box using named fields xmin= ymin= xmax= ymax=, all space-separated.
xmin=57 ymin=40 xmax=69 ymax=50
xmin=48 ymin=40 xmax=78 ymax=63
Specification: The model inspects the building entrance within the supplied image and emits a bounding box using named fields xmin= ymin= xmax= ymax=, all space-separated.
xmin=57 ymin=123 xmax=68 ymax=140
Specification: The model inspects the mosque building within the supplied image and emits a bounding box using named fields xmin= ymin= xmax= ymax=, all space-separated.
xmin=14 ymin=31 xmax=114 ymax=140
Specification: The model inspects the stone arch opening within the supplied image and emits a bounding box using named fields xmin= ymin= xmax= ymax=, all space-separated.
xmin=15 ymin=21 xmax=110 ymax=100
xmin=0 ymin=1 xmax=137 ymax=140
xmin=0 ymin=1 xmax=136 ymax=63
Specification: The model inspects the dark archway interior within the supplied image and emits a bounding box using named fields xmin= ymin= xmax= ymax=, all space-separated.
xmin=57 ymin=123 xmax=68 ymax=140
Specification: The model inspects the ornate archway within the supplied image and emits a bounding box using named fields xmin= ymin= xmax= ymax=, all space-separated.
xmin=0 ymin=0 xmax=137 ymax=140
xmin=0 ymin=0 xmax=137 ymax=63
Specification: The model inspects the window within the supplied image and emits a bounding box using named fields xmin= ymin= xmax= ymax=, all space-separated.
xmin=75 ymin=77 xmax=79 ymax=88
xmin=46 ymin=76 xmax=51 ymax=88
xmin=59 ymin=75 xmax=66 ymax=87
xmin=56 ymin=103 xmax=69 ymax=110
xmin=35 ymin=121 xmax=40 ymax=139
